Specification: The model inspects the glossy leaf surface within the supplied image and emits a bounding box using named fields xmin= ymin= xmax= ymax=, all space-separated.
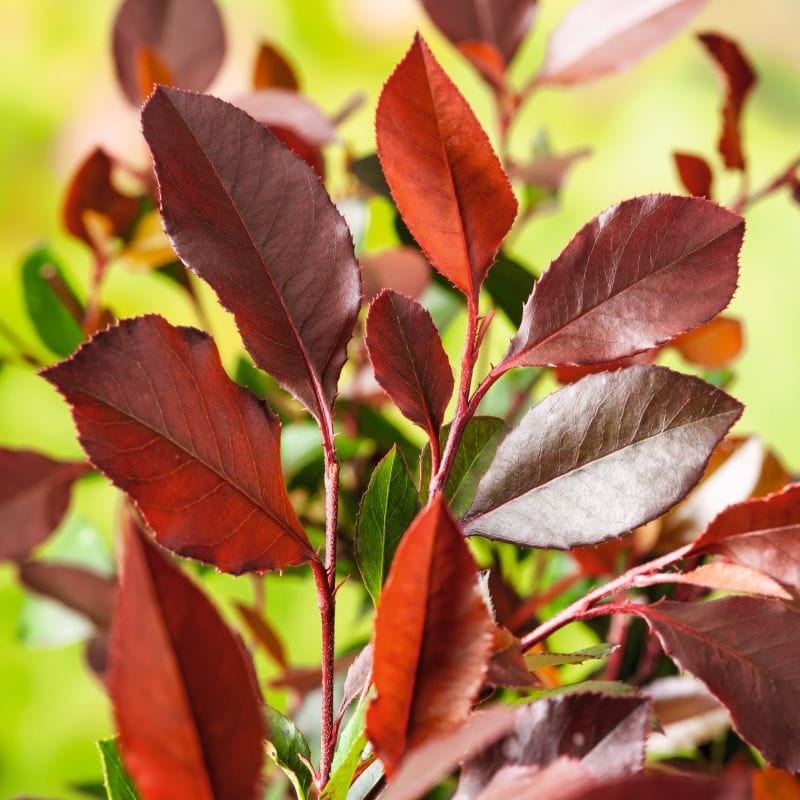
xmin=355 ymin=447 xmax=420 ymax=604
xmin=265 ymin=705 xmax=313 ymax=800
xmin=674 ymin=152 xmax=714 ymax=198
xmin=98 ymin=738 xmax=140 ymax=800
xmin=366 ymin=496 xmax=492 ymax=776
xmin=142 ymin=87 xmax=360 ymax=422
xmin=376 ymin=35 xmax=517 ymax=297
xmin=109 ymin=518 xmax=265 ymax=800
xmin=464 ymin=366 xmax=742 ymax=549
xmin=112 ymin=0 xmax=225 ymax=105
xmin=366 ymin=290 xmax=453 ymax=442
xmin=504 ymin=195 xmax=743 ymax=368
xmin=43 ymin=316 xmax=312 ymax=574
xmin=0 ymin=449 xmax=86 ymax=562
xmin=536 ymin=0 xmax=707 ymax=86
xmin=636 ymin=597 xmax=800 ymax=771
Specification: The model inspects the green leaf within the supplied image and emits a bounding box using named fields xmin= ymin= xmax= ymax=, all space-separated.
xmin=322 ymin=700 xmax=368 ymax=800
xmin=355 ymin=447 xmax=420 ymax=604
xmin=265 ymin=705 xmax=314 ymax=800
xmin=483 ymin=251 xmax=536 ymax=327
xmin=525 ymin=643 xmax=618 ymax=669
xmin=97 ymin=738 xmax=139 ymax=800
xmin=420 ymin=417 xmax=506 ymax=513
xmin=526 ymin=681 xmax=639 ymax=701
xmin=21 ymin=246 xmax=84 ymax=357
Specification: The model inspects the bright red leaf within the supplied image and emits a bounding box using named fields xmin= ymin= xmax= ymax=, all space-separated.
xmin=253 ymin=41 xmax=300 ymax=91
xmin=42 ymin=315 xmax=312 ymax=575
xmin=502 ymin=195 xmax=743 ymax=369
xmin=376 ymin=34 xmax=517 ymax=299
xmin=142 ymin=87 xmax=360 ymax=423
xmin=674 ymin=152 xmax=714 ymax=198
xmin=366 ymin=495 xmax=492 ymax=776
xmin=109 ymin=515 xmax=265 ymax=800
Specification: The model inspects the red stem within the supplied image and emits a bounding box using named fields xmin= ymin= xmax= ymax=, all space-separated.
xmin=731 ymin=155 xmax=800 ymax=213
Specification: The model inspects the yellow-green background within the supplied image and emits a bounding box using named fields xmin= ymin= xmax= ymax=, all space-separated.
xmin=1 ymin=0 xmax=799 ymax=796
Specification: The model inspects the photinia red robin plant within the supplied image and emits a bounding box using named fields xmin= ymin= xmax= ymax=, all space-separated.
xmin=4 ymin=0 xmax=800 ymax=798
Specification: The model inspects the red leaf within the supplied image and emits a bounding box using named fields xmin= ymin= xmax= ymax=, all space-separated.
xmin=674 ymin=152 xmax=714 ymax=198
xmin=365 ymin=290 xmax=454 ymax=443
xmin=135 ymin=46 xmax=175 ymax=103
xmin=63 ymin=148 xmax=140 ymax=250
xmin=672 ymin=315 xmax=743 ymax=368
xmin=698 ymin=33 xmax=756 ymax=171
xmin=753 ymin=768 xmax=800 ymax=800
xmin=690 ymin=484 xmax=800 ymax=587
xmin=360 ymin=248 xmax=431 ymax=303
xmin=457 ymin=42 xmax=508 ymax=94
xmin=669 ymin=562 xmax=791 ymax=600
xmin=376 ymin=35 xmax=517 ymax=299
xmin=0 ymin=450 xmax=86 ymax=561
xmin=366 ymin=496 xmax=492 ymax=776
xmin=235 ymin=602 xmax=288 ymax=669
xmin=42 ymin=316 xmax=312 ymax=575
xmin=554 ymin=349 xmax=657 ymax=385
xmin=503 ymin=195 xmax=742 ymax=369
xmin=112 ymin=0 xmax=225 ymax=105
xmin=635 ymin=597 xmax=800 ymax=771
xmin=253 ymin=41 xmax=300 ymax=91
xmin=536 ymin=0 xmax=707 ymax=86
xmin=421 ymin=0 xmax=538 ymax=65
xmin=110 ymin=516 xmax=265 ymax=800
xmin=142 ymin=87 xmax=360 ymax=423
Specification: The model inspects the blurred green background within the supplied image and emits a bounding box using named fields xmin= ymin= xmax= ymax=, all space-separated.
xmin=1 ymin=0 xmax=799 ymax=796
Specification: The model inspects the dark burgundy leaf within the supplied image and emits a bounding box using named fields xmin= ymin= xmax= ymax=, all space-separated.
xmin=365 ymin=290 xmax=454 ymax=442
xmin=502 ymin=195 xmax=743 ymax=368
xmin=376 ymin=35 xmax=517 ymax=298
xmin=366 ymin=495 xmax=492 ymax=776
xmin=457 ymin=693 xmax=649 ymax=798
xmin=536 ymin=0 xmax=707 ymax=86
xmin=109 ymin=515 xmax=265 ymax=799
xmin=360 ymin=248 xmax=431 ymax=303
xmin=112 ymin=0 xmax=225 ymax=105
xmin=253 ymin=41 xmax=300 ymax=91
xmin=142 ymin=87 xmax=360 ymax=422
xmin=42 ymin=315 xmax=312 ymax=575
xmin=635 ymin=596 xmax=800 ymax=771
xmin=674 ymin=152 xmax=714 ymax=198
xmin=698 ymin=33 xmax=756 ymax=171
xmin=690 ymin=484 xmax=800 ymax=586
xmin=421 ymin=0 xmax=538 ymax=65
xmin=464 ymin=366 xmax=742 ymax=549
xmin=0 ymin=450 xmax=86 ymax=562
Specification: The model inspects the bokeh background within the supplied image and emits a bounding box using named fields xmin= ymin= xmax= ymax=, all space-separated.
xmin=1 ymin=0 xmax=799 ymax=796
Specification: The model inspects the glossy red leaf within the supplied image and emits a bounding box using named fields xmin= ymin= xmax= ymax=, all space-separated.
xmin=109 ymin=516 xmax=265 ymax=800
xmin=0 ymin=450 xmax=86 ymax=562
xmin=457 ymin=693 xmax=650 ymax=798
xmin=464 ymin=366 xmax=742 ymax=549
xmin=63 ymin=148 xmax=140 ymax=249
xmin=42 ymin=315 xmax=312 ymax=574
xmin=421 ymin=0 xmax=538 ymax=65
xmin=635 ymin=596 xmax=800 ymax=771
xmin=698 ymin=33 xmax=756 ymax=171
xmin=674 ymin=152 xmax=714 ymax=198
xmin=673 ymin=315 xmax=743 ymax=368
xmin=690 ymin=484 xmax=800 ymax=586
xmin=502 ymin=195 xmax=743 ymax=369
xmin=142 ymin=87 xmax=360 ymax=422
xmin=366 ymin=290 xmax=454 ymax=443
xmin=112 ymin=0 xmax=225 ymax=105
xmin=536 ymin=0 xmax=707 ymax=86
xmin=366 ymin=495 xmax=492 ymax=776
xmin=253 ymin=41 xmax=300 ymax=91
xmin=376 ymin=35 xmax=517 ymax=298
xmin=360 ymin=248 xmax=431 ymax=303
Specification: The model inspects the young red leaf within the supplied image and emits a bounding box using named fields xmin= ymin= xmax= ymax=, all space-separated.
xmin=698 ymin=33 xmax=756 ymax=171
xmin=109 ymin=516 xmax=265 ymax=800
xmin=376 ymin=35 xmax=517 ymax=298
xmin=112 ymin=0 xmax=225 ymax=105
xmin=136 ymin=46 xmax=175 ymax=102
xmin=458 ymin=693 xmax=650 ymax=797
xmin=142 ymin=87 xmax=360 ymax=423
xmin=63 ymin=148 xmax=140 ymax=250
xmin=690 ymin=484 xmax=800 ymax=586
xmin=502 ymin=195 xmax=743 ymax=369
xmin=536 ymin=0 xmax=707 ymax=86
xmin=366 ymin=495 xmax=492 ymax=776
xmin=663 ymin=562 xmax=791 ymax=600
xmin=253 ymin=41 xmax=300 ymax=91
xmin=365 ymin=290 xmax=454 ymax=443
xmin=235 ymin=602 xmax=289 ymax=670
xmin=674 ymin=152 xmax=714 ymax=198
xmin=0 ymin=450 xmax=86 ymax=561
xmin=634 ymin=596 xmax=800 ymax=771
xmin=42 ymin=316 xmax=312 ymax=574
xmin=672 ymin=315 xmax=743 ymax=368
xmin=464 ymin=366 xmax=742 ymax=549
xmin=420 ymin=0 xmax=538 ymax=65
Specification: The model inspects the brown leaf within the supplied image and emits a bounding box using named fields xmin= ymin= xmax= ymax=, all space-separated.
xmin=253 ymin=41 xmax=300 ymax=91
